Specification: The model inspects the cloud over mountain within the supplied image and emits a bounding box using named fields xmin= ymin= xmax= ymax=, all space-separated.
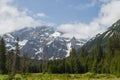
xmin=0 ymin=0 xmax=49 ymax=34
xmin=57 ymin=0 xmax=120 ymax=39
xmin=0 ymin=0 xmax=120 ymax=40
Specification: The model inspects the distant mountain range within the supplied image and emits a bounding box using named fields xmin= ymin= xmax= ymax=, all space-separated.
xmin=3 ymin=26 xmax=86 ymax=60
xmin=2 ymin=19 xmax=120 ymax=60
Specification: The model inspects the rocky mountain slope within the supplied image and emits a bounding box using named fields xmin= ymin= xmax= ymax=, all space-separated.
xmin=83 ymin=19 xmax=120 ymax=51
xmin=3 ymin=26 xmax=86 ymax=60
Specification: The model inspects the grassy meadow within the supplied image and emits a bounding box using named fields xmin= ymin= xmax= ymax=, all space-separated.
xmin=0 ymin=73 xmax=120 ymax=80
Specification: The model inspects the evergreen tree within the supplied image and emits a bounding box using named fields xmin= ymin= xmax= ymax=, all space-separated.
xmin=92 ymin=44 xmax=103 ymax=73
xmin=0 ymin=38 xmax=6 ymax=74
xmin=6 ymin=50 xmax=15 ymax=73
xmin=69 ymin=48 xmax=77 ymax=73
xmin=79 ymin=48 xmax=88 ymax=73
xmin=69 ymin=48 xmax=76 ymax=58
xmin=21 ymin=54 xmax=28 ymax=73
xmin=12 ymin=38 xmax=21 ymax=74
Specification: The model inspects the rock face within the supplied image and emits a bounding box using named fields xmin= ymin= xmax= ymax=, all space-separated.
xmin=3 ymin=26 xmax=86 ymax=60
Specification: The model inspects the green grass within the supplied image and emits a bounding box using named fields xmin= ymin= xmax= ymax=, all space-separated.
xmin=0 ymin=73 xmax=120 ymax=80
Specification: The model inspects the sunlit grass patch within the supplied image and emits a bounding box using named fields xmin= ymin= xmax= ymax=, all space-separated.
xmin=0 ymin=73 xmax=120 ymax=80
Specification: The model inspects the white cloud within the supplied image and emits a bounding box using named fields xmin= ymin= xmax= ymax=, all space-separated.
xmin=73 ymin=0 xmax=96 ymax=10
xmin=81 ymin=0 xmax=96 ymax=9
xmin=0 ymin=0 xmax=13 ymax=4
xmin=58 ymin=22 xmax=103 ymax=39
xmin=98 ymin=0 xmax=120 ymax=26
xmin=0 ymin=0 xmax=50 ymax=34
xmin=0 ymin=0 xmax=120 ymax=40
xmin=99 ymin=0 xmax=119 ymax=3
xmin=35 ymin=13 xmax=47 ymax=18
xmin=58 ymin=0 xmax=120 ymax=39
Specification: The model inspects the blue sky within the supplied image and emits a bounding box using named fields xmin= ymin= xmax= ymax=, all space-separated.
xmin=0 ymin=0 xmax=120 ymax=39
xmin=14 ymin=0 xmax=101 ymax=25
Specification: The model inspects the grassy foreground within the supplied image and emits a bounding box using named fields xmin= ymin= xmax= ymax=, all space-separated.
xmin=0 ymin=73 xmax=120 ymax=80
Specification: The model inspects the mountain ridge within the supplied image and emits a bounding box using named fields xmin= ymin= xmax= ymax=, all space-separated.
xmin=3 ymin=26 xmax=86 ymax=60
xmin=83 ymin=19 xmax=120 ymax=52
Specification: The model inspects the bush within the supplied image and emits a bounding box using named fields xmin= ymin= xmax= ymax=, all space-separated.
xmin=6 ymin=74 xmax=14 ymax=80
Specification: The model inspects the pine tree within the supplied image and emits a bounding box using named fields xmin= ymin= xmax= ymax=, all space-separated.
xmin=0 ymin=38 xmax=6 ymax=74
xmin=92 ymin=44 xmax=103 ymax=73
xmin=21 ymin=54 xmax=28 ymax=73
xmin=6 ymin=50 xmax=15 ymax=73
xmin=12 ymin=37 xmax=21 ymax=74
xmin=69 ymin=48 xmax=76 ymax=58
xmin=69 ymin=48 xmax=77 ymax=73
xmin=79 ymin=48 xmax=88 ymax=73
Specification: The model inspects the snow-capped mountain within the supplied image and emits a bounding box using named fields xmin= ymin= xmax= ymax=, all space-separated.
xmin=83 ymin=19 xmax=120 ymax=51
xmin=3 ymin=26 xmax=86 ymax=60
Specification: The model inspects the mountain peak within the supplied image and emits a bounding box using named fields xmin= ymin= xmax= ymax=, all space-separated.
xmin=108 ymin=19 xmax=120 ymax=31
xmin=71 ymin=36 xmax=76 ymax=40
xmin=3 ymin=26 xmax=86 ymax=60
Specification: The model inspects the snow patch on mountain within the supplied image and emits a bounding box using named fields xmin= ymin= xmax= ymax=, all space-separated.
xmin=10 ymin=46 xmax=16 ymax=50
xmin=47 ymin=41 xmax=53 ymax=45
xmin=103 ymin=31 xmax=111 ymax=39
xmin=58 ymin=48 xmax=62 ymax=51
xmin=65 ymin=38 xmax=71 ymax=42
xmin=76 ymin=43 xmax=83 ymax=46
xmin=66 ymin=43 xmax=72 ymax=57
xmin=109 ymin=32 xmax=114 ymax=38
xmin=19 ymin=40 xmax=28 ymax=48
xmin=6 ymin=44 xmax=13 ymax=47
xmin=35 ymin=48 xmax=43 ymax=55
xmin=49 ymin=56 xmax=54 ymax=60
xmin=6 ymin=34 xmax=14 ymax=39
xmin=39 ymin=48 xmax=43 ymax=53
xmin=50 ymin=31 xmax=61 ymax=38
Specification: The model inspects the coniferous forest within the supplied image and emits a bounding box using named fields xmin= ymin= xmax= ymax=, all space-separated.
xmin=0 ymin=31 xmax=120 ymax=75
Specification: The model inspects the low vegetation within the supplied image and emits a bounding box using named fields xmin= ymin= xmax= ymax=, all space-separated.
xmin=0 ymin=73 xmax=120 ymax=80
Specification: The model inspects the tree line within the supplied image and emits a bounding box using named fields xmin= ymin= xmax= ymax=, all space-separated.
xmin=0 ymin=32 xmax=120 ymax=75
